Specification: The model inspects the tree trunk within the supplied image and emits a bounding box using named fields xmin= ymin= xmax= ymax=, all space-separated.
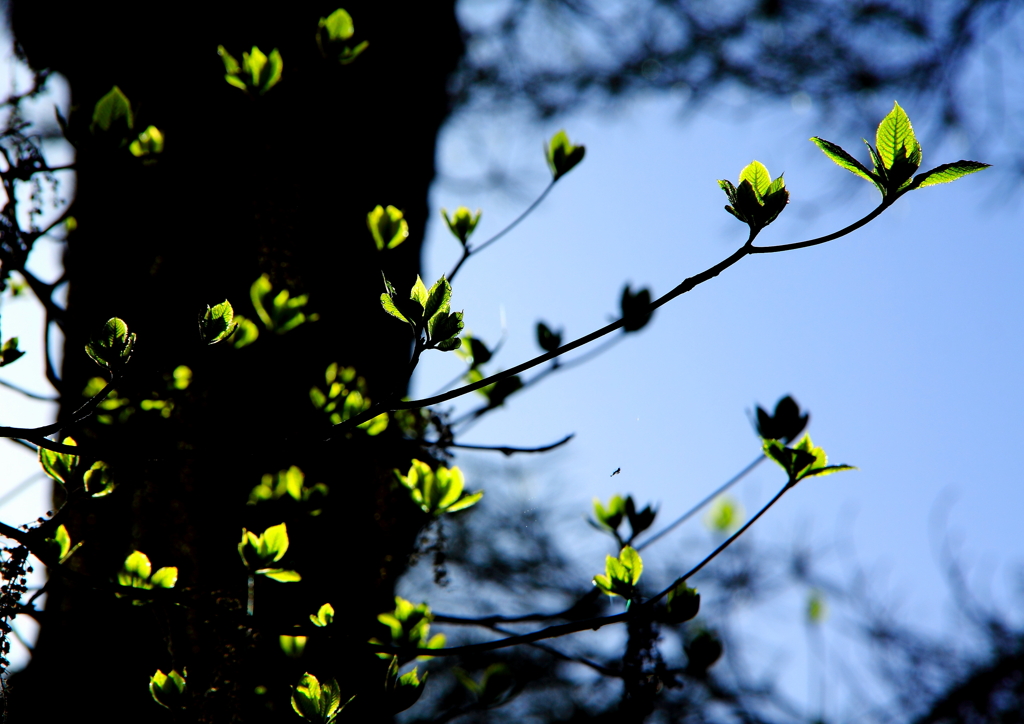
xmin=8 ymin=2 xmax=462 ymax=720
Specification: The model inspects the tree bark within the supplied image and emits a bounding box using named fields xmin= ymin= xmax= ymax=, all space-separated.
xmin=8 ymin=2 xmax=462 ymax=720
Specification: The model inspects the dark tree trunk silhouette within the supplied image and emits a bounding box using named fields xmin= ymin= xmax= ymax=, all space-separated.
xmin=9 ymin=2 xmax=462 ymax=720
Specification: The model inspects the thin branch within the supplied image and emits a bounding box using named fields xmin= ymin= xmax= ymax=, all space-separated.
xmin=649 ymin=480 xmax=796 ymax=604
xmin=333 ymin=201 xmax=893 ymax=438
xmin=441 ymin=433 xmax=575 ymax=456
xmin=447 ymin=181 xmax=555 ymax=282
xmin=635 ymin=455 xmax=764 ymax=551
xmin=0 ymin=377 xmax=59 ymax=401
xmin=748 ymin=199 xmax=893 ymax=254
xmin=370 ymin=610 xmax=631 ymax=657
xmin=0 ymin=375 xmax=118 ymax=441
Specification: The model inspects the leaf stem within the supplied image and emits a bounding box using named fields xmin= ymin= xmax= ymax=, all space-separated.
xmin=447 ymin=181 xmax=555 ymax=283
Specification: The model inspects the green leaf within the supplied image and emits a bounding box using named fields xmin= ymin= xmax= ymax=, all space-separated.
xmin=875 ymin=101 xmax=917 ymax=171
xmin=291 ymin=672 xmax=350 ymax=723
xmin=85 ymin=317 xmax=136 ymax=371
xmin=258 ymin=568 xmax=302 ymax=582
xmin=118 ymin=550 xmax=153 ymax=588
xmin=810 ymin=137 xmax=876 ymax=183
xmin=423 ymin=276 xmax=452 ymax=328
xmin=231 ymin=316 xmax=260 ymax=348
xmin=91 ymin=86 xmax=134 ymax=133
xmin=320 ymin=9 xmax=354 ymax=41
xmin=434 ymin=337 xmax=462 ymax=352
xmin=410 ymin=275 xmax=429 ymax=309
xmin=381 ymin=293 xmax=410 ymax=324
xmin=150 ymin=566 xmax=179 ymax=589
xmin=593 ymin=494 xmax=625 ymax=532
xmin=593 ymin=546 xmax=643 ymax=598
xmin=39 ymin=436 xmax=79 ymax=484
xmin=367 ymin=205 xmax=409 ymax=250
xmin=444 ymin=490 xmax=483 ymax=513
xmin=911 ymin=161 xmax=991 ymax=189
xmin=279 ymin=634 xmax=308 ymax=658
xmin=261 ymin=522 xmax=289 ymax=562
xmin=705 ymin=496 xmax=743 ymax=533
xmin=664 ymin=582 xmax=700 ymax=623
xmin=739 ymin=160 xmax=772 ymax=200
xmin=217 ymin=45 xmax=240 ymax=75
xmin=546 ymin=130 xmax=586 ymax=181
xmin=200 ymin=300 xmax=238 ymax=345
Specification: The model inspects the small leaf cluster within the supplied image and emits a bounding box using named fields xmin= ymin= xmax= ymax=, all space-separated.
xmin=149 ymin=669 xmax=187 ymax=710
xmin=621 ymin=285 xmax=654 ymax=332
xmin=373 ymin=597 xmax=446 ymax=660
xmin=385 ymin=656 xmax=427 ymax=713
xmin=763 ymin=434 xmax=856 ymax=484
xmin=453 ymin=663 xmax=517 ymax=708
xmin=441 ymin=206 xmax=482 ymax=246
xmin=85 ymin=317 xmax=136 ymax=373
xmin=218 ymin=45 xmax=283 ymax=95
xmin=291 ymin=673 xmax=353 ymax=724
xmin=395 ymin=460 xmax=482 ymax=516
xmin=593 ymin=545 xmax=643 ymax=599
xmin=754 ymin=395 xmax=809 ymax=444
xmin=316 ymin=8 xmax=368 ymax=65
xmin=199 ymin=300 xmax=238 ymax=345
xmin=82 ymin=377 xmax=133 ymax=425
xmin=279 ymin=635 xmax=307 ymax=659
xmin=0 ymin=337 xmax=24 ymax=367
xmin=309 ymin=363 xmax=388 ymax=434
xmin=381 ymin=275 xmax=464 ymax=352
xmin=546 ymin=130 xmax=586 ymax=181
xmin=251 ymin=275 xmax=316 ymax=334
xmin=83 ymin=461 xmax=116 ymax=497
xmin=368 ymin=204 xmax=409 ymax=250
xmin=812 ymin=101 xmax=989 ymax=198
xmin=247 ymin=465 xmax=329 ymax=514
xmin=117 ymin=551 xmax=178 ymax=591
xmin=718 ymin=160 xmax=789 ymax=234
xmin=238 ymin=523 xmax=301 ymax=582
xmin=591 ymin=494 xmax=656 ymax=544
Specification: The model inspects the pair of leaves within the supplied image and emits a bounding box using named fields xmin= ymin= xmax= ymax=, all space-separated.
xmin=247 ymin=465 xmax=330 ymax=512
xmin=118 ymin=550 xmax=178 ymax=590
xmin=719 ymin=160 xmax=789 ymax=233
xmin=453 ymin=663 xmax=516 ymax=708
xmin=291 ymin=673 xmax=353 ymax=724
xmin=238 ymin=523 xmax=301 ymax=582
xmin=85 ymin=317 xmax=136 ymax=372
xmin=763 ymin=434 xmax=856 ymax=483
xmin=316 ymin=9 xmax=369 ymax=65
xmin=590 ymin=494 xmax=656 ymax=540
xmin=368 ymin=205 xmax=409 ymax=250
xmin=218 ymin=45 xmax=283 ymax=95
xmin=812 ymin=101 xmax=989 ymax=197
xmin=310 ymin=602 xmax=335 ymax=627
xmin=129 ymin=126 xmax=164 ymax=158
xmin=621 ymin=285 xmax=653 ymax=332
xmin=150 ymin=669 xmax=187 ymax=710
xmin=385 ymin=656 xmax=427 ymax=713
xmin=280 ymin=635 xmax=307 ymax=659
xmin=251 ymin=275 xmax=316 ymax=333
xmin=395 ymin=460 xmax=482 ymax=516
xmin=381 ymin=275 xmax=464 ymax=351
xmin=39 ymin=437 xmax=79 ymax=484
xmin=546 ymin=130 xmax=586 ymax=181
xmin=593 ymin=545 xmax=643 ymax=599
xmin=754 ymin=395 xmax=809 ymax=444
xmin=199 ymin=300 xmax=238 ymax=345
xmin=441 ymin=206 xmax=482 ymax=246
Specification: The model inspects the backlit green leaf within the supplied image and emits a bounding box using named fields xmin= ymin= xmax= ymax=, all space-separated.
xmin=258 ymin=568 xmax=302 ymax=582
xmin=39 ymin=436 xmax=79 ymax=484
xmin=911 ymin=161 xmax=991 ymax=189
xmin=875 ymin=101 xmax=917 ymax=171
xmin=810 ymin=137 xmax=875 ymax=183
xmin=91 ymin=86 xmax=134 ymax=133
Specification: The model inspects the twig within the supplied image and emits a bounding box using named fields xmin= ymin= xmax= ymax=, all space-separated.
xmin=448 ymin=181 xmax=555 ymax=282
xmin=634 ymin=455 xmax=764 ymax=551
xmin=0 ymin=378 xmax=59 ymax=401
xmin=441 ymin=433 xmax=575 ymax=456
